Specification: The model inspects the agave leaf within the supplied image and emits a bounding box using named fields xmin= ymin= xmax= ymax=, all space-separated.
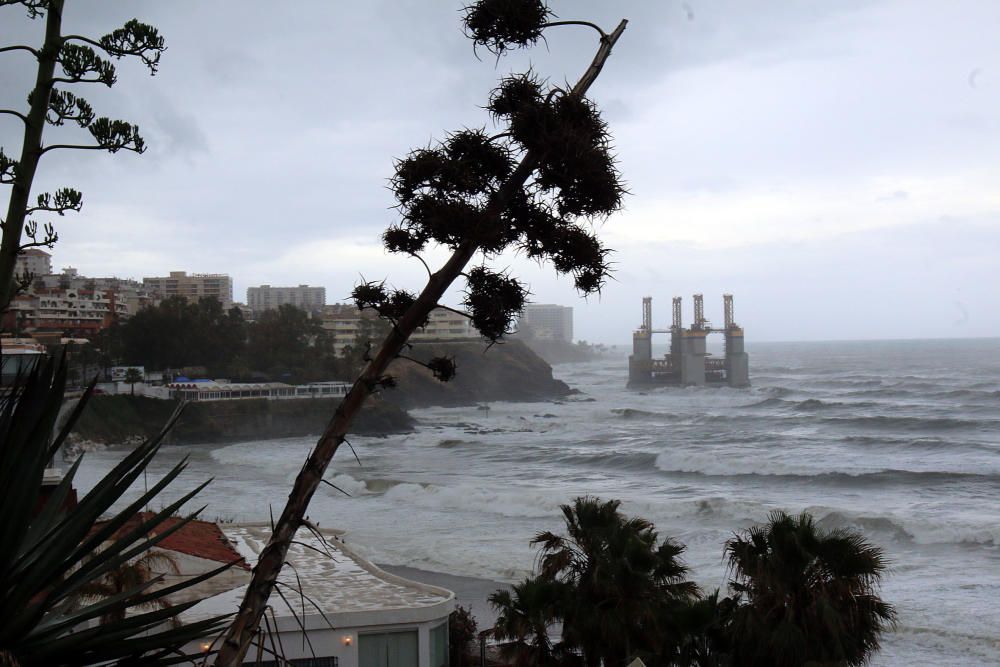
xmin=49 ymin=499 xmax=210 ymax=607
xmin=0 ymin=357 xmax=63 ymax=570
xmin=35 ymin=557 xmax=239 ymax=640
xmin=1 ymin=358 xmax=228 ymax=664
xmin=45 ymin=374 xmax=97 ymax=461
xmin=0 ymin=456 xmax=193 ymax=627
xmin=18 ymin=453 xmax=84 ymax=554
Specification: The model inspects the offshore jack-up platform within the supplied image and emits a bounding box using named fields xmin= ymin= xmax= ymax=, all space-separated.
xmin=628 ymin=294 xmax=749 ymax=388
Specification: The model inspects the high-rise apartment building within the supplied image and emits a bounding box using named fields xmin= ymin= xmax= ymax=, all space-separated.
xmin=247 ymin=284 xmax=326 ymax=315
xmin=143 ymin=271 xmax=233 ymax=309
xmin=519 ymin=304 xmax=573 ymax=342
xmin=15 ymin=249 xmax=51 ymax=277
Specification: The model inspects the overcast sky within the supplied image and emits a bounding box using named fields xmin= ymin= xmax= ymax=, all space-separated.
xmin=2 ymin=1 xmax=998 ymax=343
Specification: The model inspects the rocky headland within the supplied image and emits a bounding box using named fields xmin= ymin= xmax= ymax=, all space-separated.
xmin=68 ymin=339 xmax=571 ymax=448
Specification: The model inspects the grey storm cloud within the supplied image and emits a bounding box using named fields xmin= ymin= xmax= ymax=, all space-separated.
xmin=1 ymin=0 xmax=998 ymax=342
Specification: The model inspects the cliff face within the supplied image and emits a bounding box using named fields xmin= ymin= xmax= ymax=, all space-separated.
xmin=383 ymin=339 xmax=572 ymax=408
xmin=72 ymin=395 xmax=413 ymax=446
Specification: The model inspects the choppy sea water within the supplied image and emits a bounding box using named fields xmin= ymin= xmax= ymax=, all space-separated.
xmin=76 ymin=338 xmax=1000 ymax=665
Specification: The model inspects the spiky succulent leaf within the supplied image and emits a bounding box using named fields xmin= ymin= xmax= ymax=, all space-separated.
xmin=0 ymin=358 xmax=232 ymax=665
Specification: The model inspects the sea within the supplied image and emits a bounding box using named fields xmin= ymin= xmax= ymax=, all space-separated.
xmin=75 ymin=338 xmax=1000 ymax=666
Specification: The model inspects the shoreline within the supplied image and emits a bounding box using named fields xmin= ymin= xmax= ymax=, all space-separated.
xmin=377 ymin=563 xmax=508 ymax=631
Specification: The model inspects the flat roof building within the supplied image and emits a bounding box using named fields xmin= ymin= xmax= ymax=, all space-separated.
xmin=143 ymin=271 xmax=233 ymax=310
xmin=14 ymin=248 xmax=51 ymax=278
xmin=247 ymin=284 xmax=326 ymax=315
xmin=182 ymin=525 xmax=455 ymax=667
xmin=519 ymin=303 xmax=573 ymax=342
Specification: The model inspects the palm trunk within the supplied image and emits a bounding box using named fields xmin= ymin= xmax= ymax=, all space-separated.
xmin=213 ymin=19 xmax=627 ymax=666
xmin=0 ymin=0 xmax=64 ymax=312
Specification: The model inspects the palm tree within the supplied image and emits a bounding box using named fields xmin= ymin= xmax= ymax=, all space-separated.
xmin=76 ymin=550 xmax=182 ymax=625
xmin=724 ymin=511 xmax=897 ymax=667
xmin=123 ymin=367 xmax=143 ymax=396
xmin=531 ymin=497 xmax=700 ymax=666
xmin=488 ymin=578 xmax=575 ymax=667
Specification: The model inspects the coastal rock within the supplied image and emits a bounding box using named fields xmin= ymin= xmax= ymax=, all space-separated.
xmin=71 ymin=395 xmax=414 ymax=446
xmin=383 ymin=339 xmax=572 ymax=408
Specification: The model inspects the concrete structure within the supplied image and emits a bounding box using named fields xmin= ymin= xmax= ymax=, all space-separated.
xmin=183 ymin=525 xmax=454 ymax=667
xmin=14 ymin=248 xmax=51 ymax=277
xmin=322 ymin=304 xmax=480 ymax=354
xmin=411 ymin=307 xmax=477 ymax=342
xmin=166 ymin=380 xmax=351 ymax=401
xmin=143 ymin=271 xmax=233 ymax=309
xmin=628 ymin=294 xmax=749 ymax=388
xmin=321 ymin=303 xmax=380 ymax=355
xmin=3 ymin=286 xmax=130 ymax=337
xmin=90 ymin=512 xmax=252 ymax=605
xmin=247 ymin=284 xmax=326 ymax=315
xmin=519 ymin=304 xmax=573 ymax=342
xmin=36 ymin=268 xmax=159 ymax=314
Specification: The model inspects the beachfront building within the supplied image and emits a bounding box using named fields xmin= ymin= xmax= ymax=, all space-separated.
xmin=165 ymin=380 xmax=351 ymax=401
xmin=183 ymin=525 xmax=455 ymax=667
xmin=519 ymin=304 xmax=573 ymax=342
xmin=143 ymin=271 xmax=234 ymax=310
xmin=247 ymin=284 xmax=326 ymax=315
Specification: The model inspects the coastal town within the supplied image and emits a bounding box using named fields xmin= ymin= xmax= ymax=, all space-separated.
xmin=1 ymin=248 xmax=580 ymax=396
xmin=3 ymin=0 xmax=994 ymax=665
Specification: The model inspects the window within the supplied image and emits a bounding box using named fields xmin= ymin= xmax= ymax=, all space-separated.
xmin=358 ymin=630 xmax=418 ymax=667
xmin=430 ymin=622 xmax=448 ymax=667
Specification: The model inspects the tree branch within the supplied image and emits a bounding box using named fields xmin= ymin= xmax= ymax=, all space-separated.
xmin=0 ymin=45 xmax=40 ymax=57
xmin=0 ymin=109 xmax=28 ymax=123
xmin=51 ymin=76 xmax=112 ymax=85
xmin=66 ymin=20 xmax=166 ymax=75
xmin=543 ymin=20 xmax=608 ymax=39
xmin=408 ymin=251 xmax=432 ymax=278
xmin=435 ymin=304 xmax=473 ymax=320
xmin=18 ymin=238 xmax=57 ymax=250
xmin=39 ymin=143 xmax=129 ymax=153
xmin=213 ymin=16 xmax=629 ymax=667
xmin=61 ymin=34 xmax=104 ymax=50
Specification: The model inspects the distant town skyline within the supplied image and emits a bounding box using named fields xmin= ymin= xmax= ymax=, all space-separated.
xmin=2 ymin=1 xmax=998 ymax=344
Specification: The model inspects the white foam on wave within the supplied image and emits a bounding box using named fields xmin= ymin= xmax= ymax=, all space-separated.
xmin=381 ymin=480 xmax=561 ymax=519
xmin=654 ymin=448 xmax=1000 ymax=479
xmin=210 ymin=437 xmax=314 ymax=467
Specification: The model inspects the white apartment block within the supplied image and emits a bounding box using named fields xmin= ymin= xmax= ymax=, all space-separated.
xmin=39 ymin=268 xmax=158 ymax=314
xmin=15 ymin=249 xmax=51 ymax=278
xmin=410 ymin=307 xmax=477 ymax=341
xmin=320 ymin=303 xmax=379 ymax=355
xmin=321 ymin=304 xmax=479 ymax=354
xmin=519 ymin=303 xmax=574 ymax=342
xmin=142 ymin=271 xmax=233 ymax=310
xmin=247 ymin=284 xmax=326 ymax=314
xmin=7 ymin=287 xmax=130 ymax=335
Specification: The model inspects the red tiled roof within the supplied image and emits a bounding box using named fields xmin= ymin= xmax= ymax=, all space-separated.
xmin=92 ymin=513 xmax=250 ymax=570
